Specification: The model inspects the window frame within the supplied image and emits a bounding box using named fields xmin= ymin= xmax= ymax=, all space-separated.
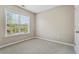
xmin=5 ymin=9 xmax=31 ymax=37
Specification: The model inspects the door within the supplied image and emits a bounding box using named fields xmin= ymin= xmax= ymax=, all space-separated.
xmin=75 ymin=5 xmax=79 ymax=54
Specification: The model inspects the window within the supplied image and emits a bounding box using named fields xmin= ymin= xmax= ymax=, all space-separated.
xmin=6 ymin=10 xmax=30 ymax=36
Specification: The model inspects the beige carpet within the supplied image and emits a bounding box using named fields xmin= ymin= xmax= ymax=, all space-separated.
xmin=0 ymin=38 xmax=75 ymax=54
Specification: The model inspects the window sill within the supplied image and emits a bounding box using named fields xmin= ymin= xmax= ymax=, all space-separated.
xmin=5 ymin=32 xmax=31 ymax=38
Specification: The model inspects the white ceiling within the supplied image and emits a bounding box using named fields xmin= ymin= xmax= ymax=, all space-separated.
xmin=24 ymin=5 xmax=59 ymax=13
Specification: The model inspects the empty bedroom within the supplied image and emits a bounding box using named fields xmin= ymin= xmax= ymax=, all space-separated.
xmin=0 ymin=5 xmax=76 ymax=54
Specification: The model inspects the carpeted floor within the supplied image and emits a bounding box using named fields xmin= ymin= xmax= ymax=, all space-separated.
xmin=0 ymin=39 xmax=75 ymax=54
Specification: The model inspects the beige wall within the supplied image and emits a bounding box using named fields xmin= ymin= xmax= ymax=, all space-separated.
xmin=36 ymin=6 xmax=74 ymax=44
xmin=0 ymin=5 xmax=35 ymax=46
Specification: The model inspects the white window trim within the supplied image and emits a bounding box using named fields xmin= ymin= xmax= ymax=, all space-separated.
xmin=4 ymin=9 xmax=31 ymax=37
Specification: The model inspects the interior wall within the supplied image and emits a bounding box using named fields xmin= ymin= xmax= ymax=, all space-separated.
xmin=36 ymin=5 xmax=74 ymax=44
xmin=0 ymin=5 xmax=35 ymax=46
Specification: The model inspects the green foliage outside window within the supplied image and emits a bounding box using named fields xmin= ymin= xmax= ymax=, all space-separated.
xmin=6 ymin=10 xmax=30 ymax=35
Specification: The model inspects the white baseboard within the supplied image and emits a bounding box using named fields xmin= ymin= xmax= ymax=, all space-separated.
xmin=0 ymin=36 xmax=74 ymax=49
xmin=36 ymin=37 xmax=74 ymax=47
xmin=0 ymin=37 xmax=35 ymax=48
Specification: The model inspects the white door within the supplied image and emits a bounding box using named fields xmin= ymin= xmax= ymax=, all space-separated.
xmin=75 ymin=5 xmax=79 ymax=54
